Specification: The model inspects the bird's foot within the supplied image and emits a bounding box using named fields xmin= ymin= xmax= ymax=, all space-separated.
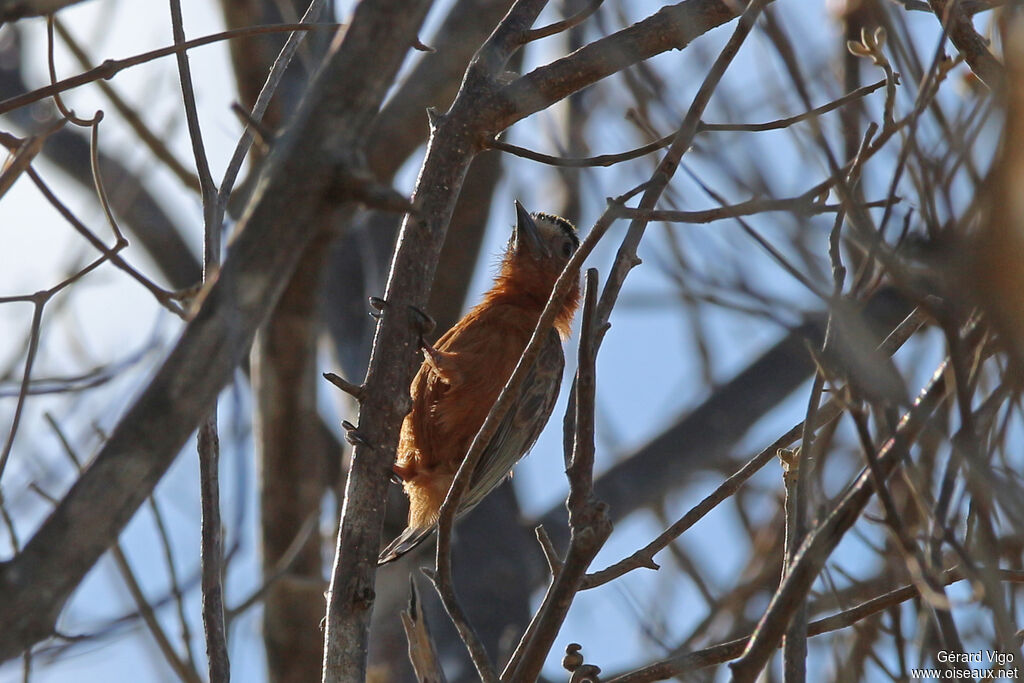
xmin=342 ymin=420 xmax=372 ymax=448
xmin=408 ymin=305 xmax=436 ymax=336
xmin=368 ymin=296 xmax=387 ymax=319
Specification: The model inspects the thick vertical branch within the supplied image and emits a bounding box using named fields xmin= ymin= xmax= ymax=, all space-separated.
xmin=216 ymin=3 xmax=335 ymax=682
xmin=321 ymin=111 xmax=479 ymax=683
xmin=320 ymin=3 xmax=548 ymax=681
xmin=253 ymin=235 xmax=333 ymax=683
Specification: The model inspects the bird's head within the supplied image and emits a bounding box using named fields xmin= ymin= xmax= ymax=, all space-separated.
xmin=494 ymin=201 xmax=580 ymax=333
xmin=510 ymin=199 xmax=579 ymax=268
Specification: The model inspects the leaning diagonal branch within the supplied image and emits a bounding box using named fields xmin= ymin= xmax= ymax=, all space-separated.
xmin=728 ymin=339 xmax=970 ymax=682
xmin=493 ymin=0 xmax=763 ymax=131
xmin=0 ymin=23 xmax=337 ymax=117
xmin=605 ymin=567 xmax=1024 ymax=683
xmin=594 ymin=0 xmax=768 ymax=327
xmin=928 ymin=0 xmax=1005 ymax=90
xmin=581 ymin=307 xmax=926 ymax=589
xmin=488 ymin=78 xmax=885 ymax=168
xmin=0 ymin=2 xmax=409 ymax=661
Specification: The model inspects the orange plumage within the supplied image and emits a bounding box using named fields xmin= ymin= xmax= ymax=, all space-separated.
xmin=378 ymin=201 xmax=580 ymax=564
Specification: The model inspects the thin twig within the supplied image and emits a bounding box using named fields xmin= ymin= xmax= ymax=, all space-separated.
xmin=488 ymin=79 xmax=887 ymax=167
xmin=111 ymin=544 xmax=204 ymax=683
xmin=613 ymin=196 xmax=895 ymax=224
xmin=168 ymin=0 xmax=228 ymax=676
xmin=26 ymin=167 xmax=186 ymax=317
xmin=322 ymin=372 xmax=366 ymax=400
xmin=88 ymin=119 xmax=127 ymax=246
xmin=581 ymin=307 xmax=928 ymax=589
xmin=0 ymin=23 xmax=337 ymax=117
xmin=0 ymin=131 xmax=50 ymax=201
xmin=503 ymin=269 xmax=612 ymax=683
xmin=226 ymin=513 xmax=319 ymax=621
xmin=149 ymin=497 xmax=198 ymax=672
xmin=729 ymin=327 xmax=982 ymax=681
xmin=215 ymin=0 xmax=330 ymax=227
xmin=49 ymin=420 xmax=202 ymax=683
xmin=52 ymin=16 xmax=202 ymax=192
xmin=534 ymin=525 xmax=563 ymax=578
xmin=0 ymin=489 xmax=19 ymax=554
xmin=0 ymin=250 xmax=117 ymax=479
xmin=0 ymin=300 xmax=44 ymax=482
xmin=604 ymin=567 xmax=1024 ymax=683
xmin=593 ymin=0 xmax=769 ymax=329
xmin=45 ymin=14 xmax=101 ymax=127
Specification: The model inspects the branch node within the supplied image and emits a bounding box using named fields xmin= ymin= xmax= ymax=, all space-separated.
xmin=341 ymin=420 xmax=373 ymax=449
xmin=562 ymin=643 xmax=602 ymax=682
xmin=570 ymin=664 xmax=601 ymax=683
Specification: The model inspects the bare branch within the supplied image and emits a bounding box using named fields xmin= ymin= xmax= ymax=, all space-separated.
xmin=0 ymin=23 xmax=338 ymax=117
xmin=928 ymin=0 xmax=1004 ymax=90
xmin=605 ymin=567 xmax=1024 ymax=682
xmin=0 ymin=2 xmax=414 ymax=660
xmin=581 ymin=307 xmax=927 ymax=589
xmin=488 ymin=78 xmax=886 ymax=168
xmin=322 ymin=372 xmax=366 ymax=401
xmin=503 ymin=269 xmax=612 ymax=683
xmin=401 ymin=577 xmax=446 ymax=683
xmin=729 ymin=330 xmax=977 ymax=681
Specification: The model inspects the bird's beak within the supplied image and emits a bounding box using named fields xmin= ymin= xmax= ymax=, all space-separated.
xmin=514 ymin=200 xmax=548 ymax=258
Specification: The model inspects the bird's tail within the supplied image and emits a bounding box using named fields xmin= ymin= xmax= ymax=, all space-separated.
xmin=378 ymin=524 xmax=436 ymax=565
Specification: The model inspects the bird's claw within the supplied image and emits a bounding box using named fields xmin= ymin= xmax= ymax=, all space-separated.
xmin=368 ymin=296 xmax=387 ymax=319
xmin=408 ymin=305 xmax=436 ymax=336
xmin=409 ymin=306 xmax=446 ymax=376
xmin=342 ymin=420 xmax=372 ymax=448
xmin=419 ymin=340 xmax=459 ymax=385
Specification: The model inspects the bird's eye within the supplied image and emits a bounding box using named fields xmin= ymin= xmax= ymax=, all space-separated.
xmin=562 ymin=240 xmax=574 ymax=257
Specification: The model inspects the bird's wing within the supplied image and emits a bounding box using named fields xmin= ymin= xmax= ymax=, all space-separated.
xmin=460 ymin=328 xmax=565 ymax=514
